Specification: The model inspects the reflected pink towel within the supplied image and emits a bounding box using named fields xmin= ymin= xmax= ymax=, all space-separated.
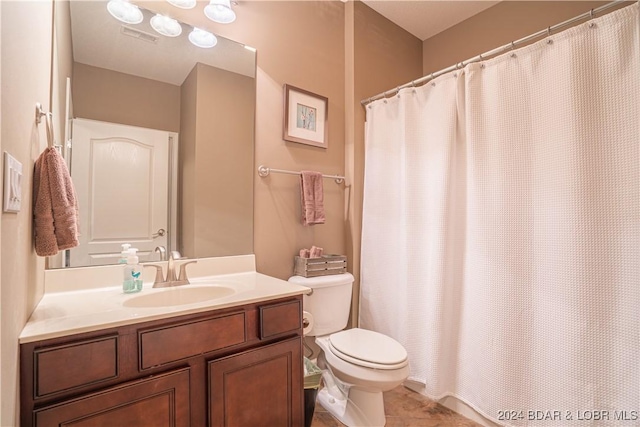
xmin=300 ymin=171 xmax=325 ymax=226
xmin=33 ymin=147 xmax=79 ymax=256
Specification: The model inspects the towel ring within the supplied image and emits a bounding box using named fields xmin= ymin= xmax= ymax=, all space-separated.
xmin=35 ymin=103 xmax=47 ymax=124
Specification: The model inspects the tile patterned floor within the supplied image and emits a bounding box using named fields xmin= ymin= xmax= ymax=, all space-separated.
xmin=311 ymin=385 xmax=482 ymax=427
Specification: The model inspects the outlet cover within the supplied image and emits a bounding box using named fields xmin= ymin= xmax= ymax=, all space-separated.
xmin=3 ymin=152 xmax=23 ymax=213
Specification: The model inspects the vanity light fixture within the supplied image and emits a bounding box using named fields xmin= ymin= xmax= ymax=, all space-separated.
xmin=150 ymin=14 xmax=183 ymax=37
xmin=244 ymin=45 xmax=256 ymax=52
xmin=189 ymin=28 xmax=218 ymax=48
xmin=106 ymin=0 xmax=143 ymax=25
xmin=204 ymin=0 xmax=236 ymax=24
xmin=166 ymin=0 xmax=197 ymax=9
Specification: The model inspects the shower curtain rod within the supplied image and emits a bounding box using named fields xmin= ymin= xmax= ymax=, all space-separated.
xmin=361 ymin=0 xmax=629 ymax=106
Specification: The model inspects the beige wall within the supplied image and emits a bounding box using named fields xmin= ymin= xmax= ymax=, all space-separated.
xmin=250 ymin=2 xmax=346 ymax=279
xmin=199 ymin=1 xmax=348 ymax=280
xmin=422 ymin=1 xmax=608 ymax=75
xmin=72 ymin=62 xmax=181 ymax=132
xmin=180 ymin=63 xmax=254 ymax=258
xmin=179 ymin=66 xmax=198 ymax=257
xmin=0 ymin=1 xmax=52 ymax=424
xmin=52 ymin=0 xmax=73 ymax=147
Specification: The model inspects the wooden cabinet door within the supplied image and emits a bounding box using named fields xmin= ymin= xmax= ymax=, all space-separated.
xmin=34 ymin=368 xmax=190 ymax=427
xmin=208 ymin=337 xmax=303 ymax=427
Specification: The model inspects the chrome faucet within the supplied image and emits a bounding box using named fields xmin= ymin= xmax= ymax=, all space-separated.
xmin=145 ymin=251 xmax=198 ymax=288
xmin=155 ymin=246 xmax=167 ymax=261
xmin=166 ymin=251 xmax=183 ymax=283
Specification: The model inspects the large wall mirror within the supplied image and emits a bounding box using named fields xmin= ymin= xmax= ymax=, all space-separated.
xmin=50 ymin=0 xmax=256 ymax=268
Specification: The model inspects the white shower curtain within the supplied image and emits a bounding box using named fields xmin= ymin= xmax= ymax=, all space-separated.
xmin=360 ymin=4 xmax=639 ymax=426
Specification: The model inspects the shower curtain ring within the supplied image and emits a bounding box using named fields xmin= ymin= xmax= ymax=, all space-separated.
xmin=453 ymin=62 xmax=462 ymax=78
xmin=546 ymin=26 xmax=553 ymax=44
xmin=589 ymin=9 xmax=596 ymax=28
xmin=510 ymin=41 xmax=517 ymax=58
xmin=477 ymin=54 xmax=486 ymax=69
xmin=431 ymin=73 xmax=436 ymax=87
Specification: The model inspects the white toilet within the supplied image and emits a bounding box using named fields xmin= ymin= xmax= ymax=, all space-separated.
xmin=289 ymin=273 xmax=409 ymax=427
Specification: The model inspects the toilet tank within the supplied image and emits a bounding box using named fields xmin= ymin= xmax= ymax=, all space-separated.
xmin=289 ymin=273 xmax=354 ymax=337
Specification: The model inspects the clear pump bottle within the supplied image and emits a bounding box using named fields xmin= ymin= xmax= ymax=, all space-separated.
xmin=123 ymin=248 xmax=143 ymax=293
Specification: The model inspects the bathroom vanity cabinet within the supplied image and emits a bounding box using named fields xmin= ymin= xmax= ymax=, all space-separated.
xmin=20 ymin=296 xmax=304 ymax=427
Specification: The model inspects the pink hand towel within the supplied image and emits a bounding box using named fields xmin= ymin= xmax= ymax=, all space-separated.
xmin=299 ymin=248 xmax=311 ymax=258
xmin=300 ymin=171 xmax=325 ymax=226
xmin=33 ymin=152 xmax=57 ymax=256
xmin=310 ymin=246 xmax=323 ymax=258
xmin=33 ymin=147 xmax=79 ymax=256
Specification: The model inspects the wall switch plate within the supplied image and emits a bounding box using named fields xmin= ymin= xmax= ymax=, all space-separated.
xmin=3 ymin=152 xmax=23 ymax=213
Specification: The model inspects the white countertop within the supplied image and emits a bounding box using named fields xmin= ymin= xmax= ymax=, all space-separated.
xmin=20 ymin=256 xmax=310 ymax=344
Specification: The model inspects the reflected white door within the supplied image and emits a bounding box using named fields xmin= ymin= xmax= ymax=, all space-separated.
xmin=69 ymin=119 xmax=170 ymax=266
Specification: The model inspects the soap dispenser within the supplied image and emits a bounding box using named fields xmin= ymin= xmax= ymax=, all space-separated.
xmin=123 ymin=248 xmax=143 ymax=293
xmin=118 ymin=243 xmax=132 ymax=264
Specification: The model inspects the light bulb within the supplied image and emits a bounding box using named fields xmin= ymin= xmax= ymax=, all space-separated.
xmin=189 ymin=28 xmax=218 ymax=48
xmin=107 ymin=0 xmax=143 ymax=25
xmin=204 ymin=0 xmax=236 ymax=24
xmin=167 ymin=0 xmax=197 ymax=9
xmin=150 ymin=14 xmax=183 ymax=37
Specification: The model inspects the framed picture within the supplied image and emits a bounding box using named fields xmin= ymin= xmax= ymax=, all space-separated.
xmin=283 ymin=84 xmax=328 ymax=148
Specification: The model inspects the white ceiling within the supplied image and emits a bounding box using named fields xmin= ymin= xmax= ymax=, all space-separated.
xmin=361 ymin=0 xmax=500 ymax=41
xmin=70 ymin=1 xmax=255 ymax=86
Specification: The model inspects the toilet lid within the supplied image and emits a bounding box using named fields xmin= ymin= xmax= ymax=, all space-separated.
xmin=328 ymin=328 xmax=408 ymax=370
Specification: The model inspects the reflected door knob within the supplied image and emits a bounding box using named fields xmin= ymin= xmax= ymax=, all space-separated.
xmin=153 ymin=228 xmax=166 ymax=238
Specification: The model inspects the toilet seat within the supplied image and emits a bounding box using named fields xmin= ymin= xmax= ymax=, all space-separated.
xmin=328 ymin=328 xmax=408 ymax=370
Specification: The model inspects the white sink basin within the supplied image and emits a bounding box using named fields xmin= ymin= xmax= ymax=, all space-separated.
xmin=123 ymin=285 xmax=235 ymax=308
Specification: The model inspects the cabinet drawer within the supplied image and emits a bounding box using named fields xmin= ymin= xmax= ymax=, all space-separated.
xmin=259 ymin=300 xmax=302 ymax=339
xmin=35 ymin=367 xmax=190 ymax=427
xmin=139 ymin=312 xmax=246 ymax=369
xmin=34 ymin=335 xmax=118 ymax=398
